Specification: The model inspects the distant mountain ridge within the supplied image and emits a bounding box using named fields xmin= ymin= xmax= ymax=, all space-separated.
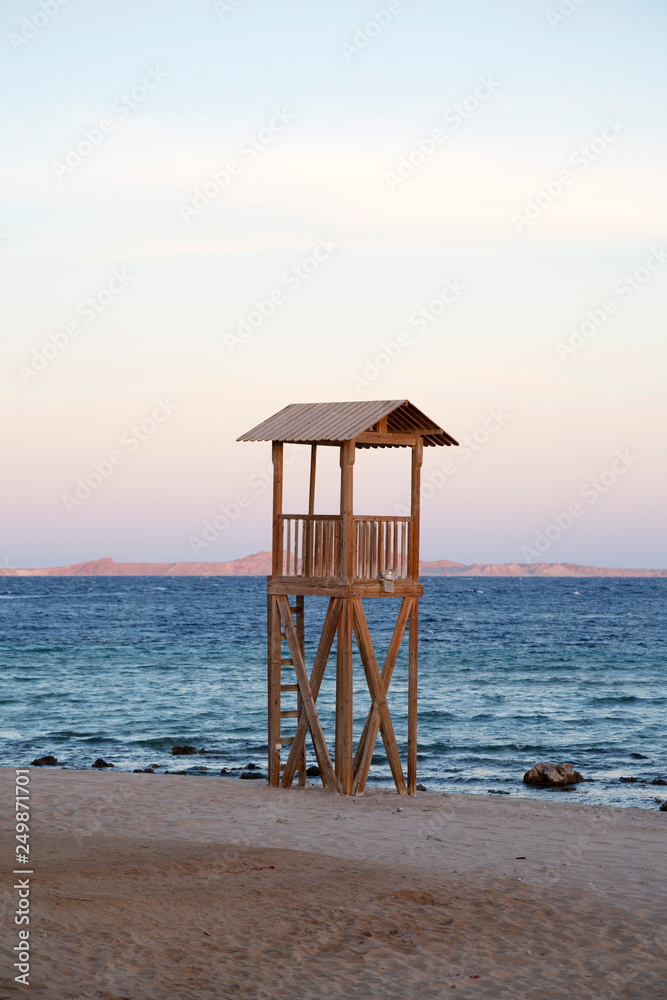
xmin=1 ymin=554 xmax=665 ymax=578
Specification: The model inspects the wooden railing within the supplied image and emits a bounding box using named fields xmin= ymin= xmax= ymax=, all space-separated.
xmin=354 ymin=517 xmax=412 ymax=580
xmin=278 ymin=515 xmax=342 ymax=578
xmin=277 ymin=514 xmax=414 ymax=581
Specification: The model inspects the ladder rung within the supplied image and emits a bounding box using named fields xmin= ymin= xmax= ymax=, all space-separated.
xmin=289 ymin=605 xmax=299 ymax=612
xmin=281 ymin=684 xmax=298 ymax=692
xmin=279 ymin=735 xmax=295 ymax=745
xmin=280 ymin=658 xmax=293 ymax=666
xmin=280 ymin=710 xmax=299 ymax=719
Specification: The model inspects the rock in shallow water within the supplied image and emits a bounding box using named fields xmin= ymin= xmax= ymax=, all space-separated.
xmin=171 ymin=745 xmax=197 ymax=755
xmin=306 ymin=765 xmax=320 ymax=777
xmin=92 ymin=758 xmax=114 ymax=768
xmin=523 ymin=762 xmax=583 ymax=787
xmin=660 ymin=802 xmax=667 ymax=812
xmin=239 ymin=771 xmax=264 ymax=780
xmin=30 ymin=755 xmax=57 ymax=766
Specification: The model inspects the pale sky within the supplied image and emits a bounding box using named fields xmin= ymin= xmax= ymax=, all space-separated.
xmin=1 ymin=0 xmax=666 ymax=568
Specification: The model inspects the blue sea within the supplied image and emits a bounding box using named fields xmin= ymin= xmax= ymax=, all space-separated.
xmin=0 ymin=576 xmax=664 ymax=808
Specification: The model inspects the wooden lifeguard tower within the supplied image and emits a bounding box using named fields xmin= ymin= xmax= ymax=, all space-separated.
xmin=238 ymin=400 xmax=458 ymax=796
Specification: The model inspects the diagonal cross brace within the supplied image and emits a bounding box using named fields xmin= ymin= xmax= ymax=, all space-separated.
xmin=352 ymin=597 xmax=412 ymax=795
xmin=277 ymin=595 xmax=339 ymax=793
xmin=351 ymin=597 xmax=408 ymax=796
xmin=280 ymin=597 xmax=342 ymax=790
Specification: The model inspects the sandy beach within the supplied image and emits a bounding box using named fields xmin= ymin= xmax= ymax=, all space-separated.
xmin=1 ymin=768 xmax=665 ymax=999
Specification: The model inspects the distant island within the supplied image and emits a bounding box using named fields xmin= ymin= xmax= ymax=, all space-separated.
xmin=1 ymin=555 xmax=665 ymax=578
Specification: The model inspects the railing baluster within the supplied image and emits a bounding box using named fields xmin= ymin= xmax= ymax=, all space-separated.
xmin=385 ymin=520 xmax=390 ymax=573
xmin=369 ymin=521 xmax=373 ymax=578
xmin=310 ymin=519 xmax=314 ymax=576
xmin=401 ymin=521 xmax=407 ymax=578
xmin=372 ymin=521 xmax=377 ymax=578
xmin=295 ymin=518 xmax=299 ymax=575
xmin=361 ymin=520 xmax=366 ymax=579
xmin=315 ymin=519 xmax=320 ymax=577
xmin=336 ymin=519 xmax=341 ymax=577
xmin=379 ymin=520 xmax=385 ymax=574
xmin=286 ymin=518 xmax=291 ymax=575
xmin=324 ymin=519 xmax=328 ymax=577
xmin=354 ymin=520 xmax=359 ymax=578
xmin=325 ymin=519 xmax=330 ymax=578
xmin=322 ymin=519 xmax=326 ymax=578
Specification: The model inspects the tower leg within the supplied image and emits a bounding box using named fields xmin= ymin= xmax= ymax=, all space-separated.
xmin=335 ymin=598 xmax=354 ymax=795
xmin=295 ymin=595 xmax=306 ymax=787
xmin=267 ymin=593 xmax=282 ymax=786
xmin=407 ymin=597 xmax=418 ymax=795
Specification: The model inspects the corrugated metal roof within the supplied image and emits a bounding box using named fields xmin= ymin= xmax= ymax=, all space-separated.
xmin=237 ymin=400 xmax=458 ymax=447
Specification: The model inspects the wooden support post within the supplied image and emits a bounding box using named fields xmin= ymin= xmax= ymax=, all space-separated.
xmin=336 ymin=599 xmax=354 ymax=794
xmin=410 ymin=439 xmax=423 ymax=581
xmin=408 ymin=439 xmax=422 ymax=794
xmin=267 ymin=594 xmax=281 ymax=786
xmin=335 ymin=441 xmax=355 ymax=794
xmin=272 ymin=442 xmax=284 ymax=578
xmin=340 ymin=441 xmax=355 ymax=584
xmin=304 ymin=444 xmax=317 ymax=577
xmin=295 ymin=595 xmax=306 ymax=786
xmin=407 ymin=597 xmax=418 ymax=795
xmin=308 ymin=444 xmax=317 ymax=512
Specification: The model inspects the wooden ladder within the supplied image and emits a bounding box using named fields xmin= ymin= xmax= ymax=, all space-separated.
xmin=268 ymin=595 xmax=307 ymax=786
